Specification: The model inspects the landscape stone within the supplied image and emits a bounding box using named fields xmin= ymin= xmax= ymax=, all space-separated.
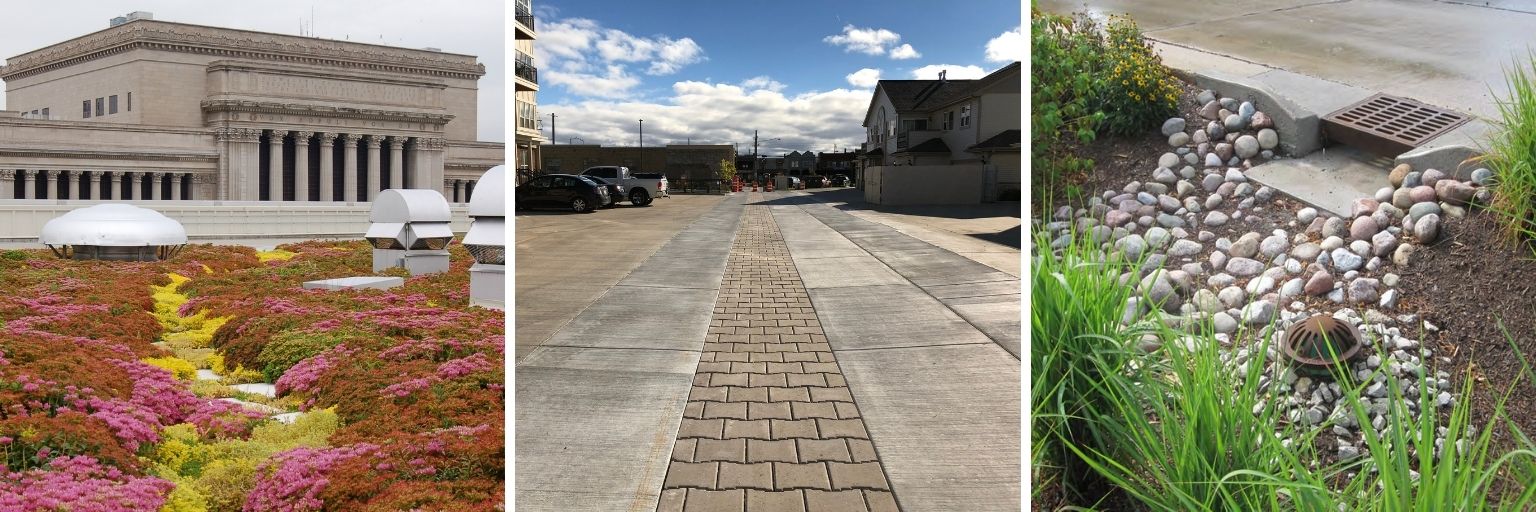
xmin=1207 ymin=121 xmax=1225 ymax=140
xmin=1297 ymin=207 xmax=1318 ymax=224
xmin=1371 ymin=231 xmax=1399 ymax=257
xmin=1159 ymin=153 xmax=1180 ymax=169
xmin=1224 ymin=113 xmax=1245 ymax=132
xmin=1226 ymin=257 xmax=1265 ymax=276
xmin=1389 ymin=163 xmax=1412 ymax=188
xmin=1471 ymin=167 xmax=1494 ymax=185
xmin=1204 ymin=211 xmax=1229 ymax=226
xmin=1235 ymin=135 xmax=1260 ymax=159
xmin=1434 ymin=180 xmax=1474 ymax=206
xmin=1330 ymin=248 xmax=1363 ymax=272
xmin=1409 ymin=185 xmax=1436 ymax=204
xmin=1414 ymin=213 xmax=1441 ymax=243
xmin=1351 ymin=198 xmax=1379 ymax=218
xmin=1291 ymin=242 xmax=1321 ymax=261
xmin=1241 ymin=301 xmax=1276 ymax=325
xmin=1251 ymin=111 xmax=1274 ymax=129
xmin=1162 ymin=117 xmax=1187 ymax=137
xmin=1304 ymin=270 xmax=1334 ymax=296
xmin=1421 ymin=168 xmax=1447 ymax=188
xmin=1348 ymin=278 xmax=1381 ymax=304
xmin=1349 ymin=216 xmax=1379 ymax=241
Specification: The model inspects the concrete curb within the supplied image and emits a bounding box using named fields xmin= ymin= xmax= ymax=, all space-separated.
xmin=1171 ymin=68 xmax=1324 ymax=158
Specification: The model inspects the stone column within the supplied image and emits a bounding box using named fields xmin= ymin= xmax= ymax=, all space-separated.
xmin=67 ymin=171 xmax=82 ymax=200
xmin=42 ymin=171 xmax=55 ymax=200
xmin=21 ymin=170 xmax=35 ymax=199
xmin=0 ymin=170 xmax=13 ymax=200
xmin=109 ymin=172 xmax=123 ymax=200
xmin=171 ymin=174 xmax=183 ymax=200
xmin=128 ymin=172 xmax=142 ymax=201
xmin=88 ymin=172 xmax=101 ymax=201
xmin=365 ymin=135 xmax=382 ymax=200
xmin=426 ymin=138 xmax=447 ymax=197
xmin=452 ymin=180 xmax=463 ymax=203
xmin=216 ymin=128 xmax=262 ymax=200
xmin=149 ymin=172 xmax=163 ymax=200
xmin=293 ymin=131 xmax=312 ymax=202
xmin=389 ymin=137 xmax=405 ymax=190
xmin=341 ymin=134 xmax=360 ymax=202
xmin=189 ymin=174 xmax=205 ymax=200
xmin=317 ymin=132 xmax=335 ymax=201
xmin=268 ymin=130 xmax=285 ymax=201
xmin=466 ymin=180 xmax=474 ymax=202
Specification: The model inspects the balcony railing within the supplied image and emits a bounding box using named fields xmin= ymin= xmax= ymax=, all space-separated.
xmin=516 ymin=15 xmax=535 ymax=31
xmin=515 ymin=60 xmax=538 ymax=84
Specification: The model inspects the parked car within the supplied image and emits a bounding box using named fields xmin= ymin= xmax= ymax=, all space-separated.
xmin=829 ymin=174 xmax=848 ymax=187
xmin=579 ymin=166 xmax=666 ymax=206
xmin=633 ymin=172 xmax=670 ymax=198
xmin=583 ymin=176 xmax=624 ymax=208
xmin=515 ymin=174 xmax=608 ymax=213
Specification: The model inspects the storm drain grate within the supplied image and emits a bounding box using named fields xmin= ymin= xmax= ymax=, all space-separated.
xmin=1322 ymin=93 xmax=1471 ymax=157
xmin=1281 ymin=315 xmax=1364 ymax=373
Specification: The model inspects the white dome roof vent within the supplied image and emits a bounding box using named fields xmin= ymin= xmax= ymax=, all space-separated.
xmin=39 ymin=203 xmax=188 ymax=261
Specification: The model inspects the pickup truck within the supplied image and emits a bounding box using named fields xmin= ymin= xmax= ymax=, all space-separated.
xmin=579 ymin=166 xmax=667 ymax=206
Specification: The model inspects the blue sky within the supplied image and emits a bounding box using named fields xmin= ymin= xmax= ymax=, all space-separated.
xmin=528 ymin=0 xmax=1023 ymax=155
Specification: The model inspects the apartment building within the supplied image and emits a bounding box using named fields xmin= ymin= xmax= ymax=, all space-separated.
xmin=514 ymin=0 xmax=543 ymax=177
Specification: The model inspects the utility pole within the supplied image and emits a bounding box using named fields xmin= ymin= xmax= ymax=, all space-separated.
xmin=753 ymin=130 xmax=759 ymax=184
xmin=549 ymin=113 xmax=556 ymax=144
xmin=639 ymin=119 xmax=644 ymax=149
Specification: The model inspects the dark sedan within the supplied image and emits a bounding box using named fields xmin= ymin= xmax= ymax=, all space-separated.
xmin=583 ymin=176 xmax=625 ymax=208
xmin=515 ymin=174 xmax=609 ymax=213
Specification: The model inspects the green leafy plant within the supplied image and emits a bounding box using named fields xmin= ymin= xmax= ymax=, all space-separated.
xmin=1031 ymin=9 xmax=1106 ymax=206
xmin=719 ymin=158 xmax=737 ymax=183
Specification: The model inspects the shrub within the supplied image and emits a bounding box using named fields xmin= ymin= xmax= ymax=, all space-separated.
xmin=256 ymin=329 xmax=358 ymax=382
xmin=1482 ymin=51 xmax=1536 ymax=255
xmin=1097 ymin=15 xmax=1181 ymax=136
xmin=1030 ymin=9 xmax=1105 ymax=205
xmin=143 ymin=356 xmax=200 ymax=381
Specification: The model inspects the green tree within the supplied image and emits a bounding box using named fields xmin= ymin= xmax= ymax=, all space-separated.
xmin=719 ymin=158 xmax=737 ymax=182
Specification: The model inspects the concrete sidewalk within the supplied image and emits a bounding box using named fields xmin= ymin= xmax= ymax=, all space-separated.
xmin=1037 ymin=0 xmax=1536 ymax=120
xmin=514 ymin=190 xmax=1020 ymax=511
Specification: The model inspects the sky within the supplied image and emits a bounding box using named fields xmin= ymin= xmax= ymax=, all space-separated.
xmin=527 ymin=0 xmax=1024 ymax=156
xmin=0 ymin=0 xmax=505 ymax=142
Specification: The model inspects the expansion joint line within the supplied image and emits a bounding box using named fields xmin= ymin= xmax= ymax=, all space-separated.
xmin=657 ymin=199 xmax=900 ymax=512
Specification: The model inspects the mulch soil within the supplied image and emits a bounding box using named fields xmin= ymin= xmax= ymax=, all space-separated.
xmin=1396 ymin=213 xmax=1536 ymax=452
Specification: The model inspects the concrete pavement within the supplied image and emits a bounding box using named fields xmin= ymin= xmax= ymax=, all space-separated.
xmin=1037 ymin=0 xmax=1536 ymax=120
xmin=514 ymin=190 xmax=1020 ymax=511
xmin=514 ymin=195 xmax=728 ymax=362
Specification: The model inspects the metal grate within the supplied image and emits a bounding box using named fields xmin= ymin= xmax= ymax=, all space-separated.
xmin=1322 ymin=93 xmax=1471 ymax=157
xmin=1281 ymin=315 xmax=1364 ymax=372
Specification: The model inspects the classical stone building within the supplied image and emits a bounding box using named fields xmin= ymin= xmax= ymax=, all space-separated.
xmin=0 ymin=15 xmax=502 ymax=203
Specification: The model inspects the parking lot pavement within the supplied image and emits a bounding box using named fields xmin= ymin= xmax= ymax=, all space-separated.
xmin=514 ymin=194 xmax=728 ymax=362
xmin=515 ymin=190 xmax=1019 ymax=511
xmin=782 ymin=188 xmax=1021 ymax=277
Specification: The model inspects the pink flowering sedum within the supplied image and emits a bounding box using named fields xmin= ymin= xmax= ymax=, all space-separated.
xmin=0 ymin=456 xmax=173 ymax=512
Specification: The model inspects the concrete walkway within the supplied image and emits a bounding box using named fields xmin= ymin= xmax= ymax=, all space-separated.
xmin=514 ymin=191 xmax=1020 ymax=511
xmin=1037 ymin=0 xmax=1536 ymax=120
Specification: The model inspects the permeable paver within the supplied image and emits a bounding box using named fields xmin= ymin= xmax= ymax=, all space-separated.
xmin=658 ymin=201 xmax=900 ymax=512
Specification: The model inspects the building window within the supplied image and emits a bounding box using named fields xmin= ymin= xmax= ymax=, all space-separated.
xmin=127 ymin=92 xmax=132 ymax=111
xmin=41 ymin=108 xmax=48 ymax=118
xmin=109 ymin=95 xmax=118 ymax=114
xmin=944 ymin=111 xmax=954 ymax=130
xmin=95 ymin=98 xmax=104 ymax=117
xmin=83 ymin=100 xmax=91 ymax=118
xmin=960 ymin=105 xmax=972 ymax=127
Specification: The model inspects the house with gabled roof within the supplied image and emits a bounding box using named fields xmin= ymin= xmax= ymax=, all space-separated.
xmin=858 ymin=62 xmax=1021 ymax=200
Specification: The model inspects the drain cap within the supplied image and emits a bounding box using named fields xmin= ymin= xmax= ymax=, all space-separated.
xmin=1281 ymin=315 xmax=1364 ymax=370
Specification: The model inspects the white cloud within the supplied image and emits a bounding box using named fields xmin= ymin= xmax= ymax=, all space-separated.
xmin=740 ymin=76 xmax=786 ymax=92
xmin=542 ymin=82 xmax=870 ymax=156
xmin=910 ymin=64 xmax=987 ymax=79
xmin=985 ymin=26 xmax=1024 ymax=63
xmin=544 ymin=65 xmax=642 ymax=99
xmin=888 ymin=43 xmax=920 ymax=60
xmin=846 ymin=68 xmax=882 ymax=88
xmin=823 ymin=25 xmax=902 ymax=56
xmin=534 ymin=17 xmax=705 ymax=97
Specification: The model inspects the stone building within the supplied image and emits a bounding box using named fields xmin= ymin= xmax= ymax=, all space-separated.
xmin=540 ymin=144 xmax=734 ymax=180
xmin=0 ymin=14 xmax=502 ymax=203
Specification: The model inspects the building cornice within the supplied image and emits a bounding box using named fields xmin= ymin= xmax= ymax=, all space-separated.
xmin=0 ymin=147 xmax=219 ymax=162
xmin=2 ymin=19 xmax=486 ymax=82
xmin=201 ymin=99 xmax=455 ymax=125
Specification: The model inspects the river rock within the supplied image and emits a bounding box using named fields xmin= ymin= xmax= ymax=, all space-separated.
xmin=1225 ymin=113 xmax=1245 ymax=132
xmin=1260 ymin=234 xmax=1289 ymax=258
xmin=1471 ymin=167 xmax=1494 ymax=186
xmin=1207 ymin=120 xmax=1225 ymax=140
xmin=1349 ymin=216 xmax=1379 ymax=241
xmin=1241 ymin=301 xmax=1276 ymax=325
xmin=1256 ymin=128 xmax=1278 ymax=150
xmin=1204 ymin=211 xmax=1229 ymax=226
xmin=1406 ymin=185 xmax=1435 ymax=204
xmin=1435 ymin=180 xmax=1475 ymax=206
xmin=1414 ymin=213 xmax=1441 ymax=243
xmin=1205 ymin=152 xmax=1223 ymax=167
xmin=1159 ymin=153 xmax=1180 ymax=169
xmin=1200 ymin=100 xmax=1222 ymax=120
xmin=1393 ymin=244 xmax=1417 ymax=266
xmin=1168 ymin=239 xmax=1203 ymax=257
xmin=1331 ymin=248 xmax=1363 ymax=272
xmin=1304 ymin=270 xmax=1334 ymax=296
xmin=1227 ymin=257 xmax=1265 ymax=276
xmin=1421 ymin=168 xmax=1447 ymax=188
xmin=1291 ymin=242 xmax=1321 ymax=261
xmin=1389 ymin=163 xmax=1412 ymax=188
xmin=1348 ymin=278 xmax=1381 ymax=304
xmin=1215 ymin=143 xmax=1235 ymax=162
xmin=1371 ymin=231 xmax=1399 ymax=257
xmin=1351 ymin=198 xmax=1379 ymax=218
xmin=1218 ymin=286 xmax=1247 ymax=308
xmin=1162 ymin=117 xmax=1187 ymax=137
xmin=1323 ymin=217 xmax=1347 ymax=238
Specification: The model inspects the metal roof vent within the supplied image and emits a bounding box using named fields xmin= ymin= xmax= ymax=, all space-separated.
xmin=1281 ymin=315 xmax=1365 ymax=373
xmin=464 ymin=166 xmax=505 ymax=310
xmin=39 ymin=204 xmax=187 ymax=261
xmin=366 ymin=189 xmax=453 ymax=275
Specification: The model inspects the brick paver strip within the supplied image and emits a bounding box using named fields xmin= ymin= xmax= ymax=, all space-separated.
xmin=660 ymin=201 xmax=901 ymax=511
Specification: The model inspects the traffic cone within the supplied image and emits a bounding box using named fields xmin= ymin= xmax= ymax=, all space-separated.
xmin=752 ymin=182 xmax=758 ymax=192
xmin=767 ymin=181 xmax=775 ymax=192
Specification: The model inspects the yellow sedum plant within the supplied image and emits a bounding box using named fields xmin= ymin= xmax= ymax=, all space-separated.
xmin=151 ymin=272 xmax=233 ymax=349
xmin=143 ymin=356 xmax=199 ymax=381
xmin=150 ymin=409 xmax=340 ymax=512
xmin=255 ymin=249 xmax=297 ymax=262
